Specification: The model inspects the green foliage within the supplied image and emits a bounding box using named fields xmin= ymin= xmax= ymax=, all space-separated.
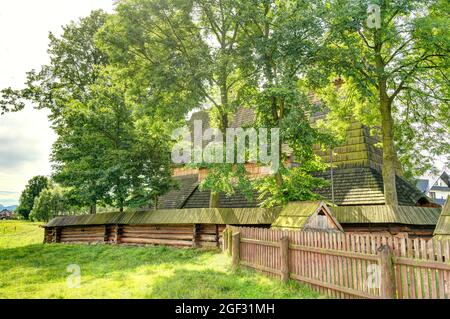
xmin=52 ymin=67 xmax=174 ymax=211
xmin=29 ymin=186 xmax=68 ymax=222
xmin=96 ymin=0 xmax=207 ymax=122
xmin=234 ymin=0 xmax=335 ymax=203
xmin=3 ymin=10 xmax=175 ymax=212
xmin=253 ymin=164 xmax=329 ymax=208
xmin=199 ymin=163 xmax=254 ymax=201
xmin=17 ymin=176 xmax=50 ymax=220
xmin=314 ymin=0 xmax=449 ymax=179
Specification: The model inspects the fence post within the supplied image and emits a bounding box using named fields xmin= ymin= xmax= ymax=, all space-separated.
xmin=227 ymin=227 xmax=233 ymax=256
xmin=378 ymin=245 xmax=396 ymax=299
xmin=222 ymin=229 xmax=228 ymax=252
xmin=232 ymin=232 xmax=240 ymax=270
xmin=280 ymin=236 xmax=290 ymax=283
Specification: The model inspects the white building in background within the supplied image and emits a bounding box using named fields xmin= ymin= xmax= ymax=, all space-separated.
xmin=417 ymin=166 xmax=450 ymax=206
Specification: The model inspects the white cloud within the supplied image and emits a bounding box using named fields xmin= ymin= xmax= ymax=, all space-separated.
xmin=0 ymin=0 xmax=114 ymax=205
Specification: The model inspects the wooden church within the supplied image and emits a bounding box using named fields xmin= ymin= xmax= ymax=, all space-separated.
xmin=43 ymin=107 xmax=444 ymax=244
xmin=155 ymin=107 xmax=441 ymax=238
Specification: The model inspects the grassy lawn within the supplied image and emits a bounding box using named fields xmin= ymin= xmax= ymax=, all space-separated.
xmin=0 ymin=220 xmax=321 ymax=299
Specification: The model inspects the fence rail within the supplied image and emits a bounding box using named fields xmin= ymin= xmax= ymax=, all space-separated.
xmin=223 ymin=226 xmax=450 ymax=299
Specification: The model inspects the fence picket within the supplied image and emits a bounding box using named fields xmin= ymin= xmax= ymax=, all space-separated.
xmin=421 ymin=239 xmax=430 ymax=299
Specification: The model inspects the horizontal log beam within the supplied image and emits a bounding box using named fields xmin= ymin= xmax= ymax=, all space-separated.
xmin=289 ymin=244 xmax=379 ymax=262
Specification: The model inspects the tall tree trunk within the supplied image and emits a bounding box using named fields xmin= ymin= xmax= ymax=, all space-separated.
xmin=90 ymin=203 xmax=96 ymax=214
xmin=209 ymin=191 xmax=220 ymax=208
xmin=119 ymin=198 xmax=124 ymax=213
xmin=374 ymin=23 xmax=398 ymax=206
xmin=208 ymin=54 xmax=229 ymax=208
xmin=153 ymin=195 xmax=158 ymax=210
xmin=380 ymin=89 xmax=399 ymax=206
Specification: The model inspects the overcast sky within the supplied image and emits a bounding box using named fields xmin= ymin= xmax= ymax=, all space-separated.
xmin=0 ymin=0 xmax=114 ymax=206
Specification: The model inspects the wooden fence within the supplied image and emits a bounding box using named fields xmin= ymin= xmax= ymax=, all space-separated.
xmin=224 ymin=226 xmax=450 ymax=299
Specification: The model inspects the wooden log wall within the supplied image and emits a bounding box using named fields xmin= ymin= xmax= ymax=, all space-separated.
xmin=44 ymin=224 xmax=229 ymax=248
xmin=120 ymin=224 xmax=194 ymax=247
xmin=232 ymin=226 xmax=450 ymax=299
xmin=59 ymin=226 xmax=105 ymax=244
xmin=197 ymin=225 xmax=227 ymax=248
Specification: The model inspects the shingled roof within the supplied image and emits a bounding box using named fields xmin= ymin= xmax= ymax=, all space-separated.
xmin=183 ymin=188 xmax=262 ymax=208
xmin=433 ymin=197 xmax=450 ymax=240
xmin=169 ymin=108 xmax=432 ymax=208
xmin=313 ymin=167 xmax=429 ymax=206
xmin=330 ymin=205 xmax=441 ymax=225
xmin=158 ymin=174 xmax=199 ymax=209
xmin=45 ymin=207 xmax=281 ymax=227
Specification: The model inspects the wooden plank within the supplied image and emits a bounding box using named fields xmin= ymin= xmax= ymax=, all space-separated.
xmin=379 ymin=245 xmax=395 ymax=299
xmin=289 ymin=244 xmax=378 ymax=261
xmin=356 ymin=235 xmax=363 ymax=293
xmin=414 ymin=238 xmax=423 ymax=298
xmin=407 ymin=238 xmax=416 ymax=299
xmin=290 ymin=273 xmax=378 ymax=299
xmin=399 ymin=238 xmax=408 ymax=299
xmin=240 ymin=238 xmax=279 ymax=247
xmin=395 ymin=257 xmax=450 ymax=271
xmin=435 ymin=240 xmax=446 ymax=299
xmin=421 ymin=239 xmax=430 ymax=299
xmin=428 ymin=240 xmax=437 ymax=299
xmin=337 ymin=234 xmax=344 ymax=295
xmin=361 ymin=235 xmax=367 ymax=294
xmin=325 ymin=232 xmax=332 ymax=297
xmin=345 ymin=234 xmax=353 ymax=292
xmin=280 ymin=236 xmax=289 ymax=283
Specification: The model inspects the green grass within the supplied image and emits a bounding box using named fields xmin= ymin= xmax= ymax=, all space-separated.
xmin=0 ymin=220 xmax=322 ymax=299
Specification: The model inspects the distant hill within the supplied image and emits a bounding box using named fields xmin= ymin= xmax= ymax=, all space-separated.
xmin=0 ymin=204 xmax=17 ymax=211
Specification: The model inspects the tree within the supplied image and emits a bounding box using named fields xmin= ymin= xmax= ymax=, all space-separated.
xmin=29 ymin=185 xmax=70 ymax=222
xmin=232 ymin=0 xmax=333 ymax=206
xmin=17 ymin=176 xmax=50 ymax=219
xmin=2 ymin=10 xmax=174 ymax=212
xmin=98 ymin=0 xmax=250 ymax=207
xmin=316 ymin=0 xmax=449 ymax=204
xmin=1 ymin=11 xmax=109 ymax=213
xmin=96 ymin=0 xmax=205 ymax=122
xmin=52 ymin=67 xmax=174 ymax=212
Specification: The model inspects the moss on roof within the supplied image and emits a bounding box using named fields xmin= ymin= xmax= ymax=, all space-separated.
xmin=330 ymin=205 xmax=441 ymax=225
xmin=44 ymin=207 xmax=281 ymax=227
xmin=271 ymin=201 xmax=324 ymax=229
xmin=433 ymin=197 xmax=450 ymax=240
xmin=271 ymin=201 xmax=343 ymax=231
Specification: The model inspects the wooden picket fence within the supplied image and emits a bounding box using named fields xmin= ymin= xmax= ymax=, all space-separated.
xmin=223 ymin=226 xmax=450 ymax=299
